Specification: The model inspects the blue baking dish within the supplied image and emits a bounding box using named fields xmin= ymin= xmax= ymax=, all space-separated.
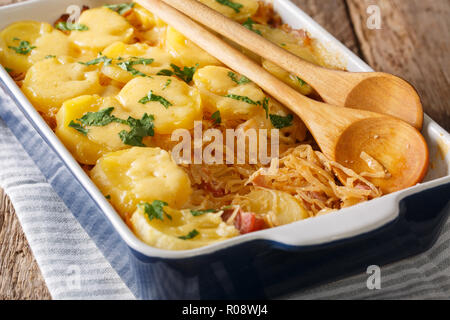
xmin=0 ymin=0 xmax=449 ymax=299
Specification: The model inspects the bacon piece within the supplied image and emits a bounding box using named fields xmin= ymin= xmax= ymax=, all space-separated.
xmin=223 ymin=208 xmax=267 ymax=234
xmin=235 ymin=211 xmax=267 ymax=234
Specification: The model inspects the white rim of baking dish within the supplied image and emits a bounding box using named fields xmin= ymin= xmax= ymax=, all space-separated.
xmin=0 ymin=0 xmax=449 ymax=259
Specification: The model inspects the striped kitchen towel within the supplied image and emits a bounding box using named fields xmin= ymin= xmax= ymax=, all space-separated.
xmin=1 ymin=89 xmax=450 ymax=299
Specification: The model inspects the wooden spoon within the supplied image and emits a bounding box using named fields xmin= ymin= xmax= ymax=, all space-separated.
xmin=157 ymin=0 xmax=424 ymax=130
xmin=136 ymin=0 xmax=429 ymax=193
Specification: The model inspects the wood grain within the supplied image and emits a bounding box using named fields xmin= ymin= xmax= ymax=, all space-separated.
xmin=290 ymin=0 xmax=361 ymax=55
xmin=346 ymin=0 xmax=450 ymax=131
xmin=0 ymin=189 xmax=51 ymax=300
xmin=0 ymin=0 xmax=449 ymax=300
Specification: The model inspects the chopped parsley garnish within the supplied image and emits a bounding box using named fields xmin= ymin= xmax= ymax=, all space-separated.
xmin=69 ymin=107 xmax=155 ymax=146
xmin=211 ymin=111 xmax=221 ymax=124
xmin=78 ymin=107 xmax=127 ymax=127
xmin=261 ymin=97 xmax=269 ymax=119
xmin=162 ymin=78 xmax=172 ymax=90
xmin=105 ymin=195 xmax=111 ymax=200
xmin=139 ymin=90 xmax=172 ymax=109
xmin=269 ymin=114 xmax=294 ymax=129
xmin=68 ymin=120 xmax=89 ymax=135
xmin=139 ymin=200 xmax=171 ymax=221
xmin=79 ymin=55 xmax=112 ymax=66
xmin=157 ymin=63 xmax=198 ymax=83
xmin=117 ymin=57 xmax=154 ymax=77
xmin=296 ymin=76 xmax=306 ymax=86
xmin=104 ymin=2 xmax=135 ymax=15
xmin=228 ymin=71 xmax=250 ymax=85
xmin=8 ymin=39 xmax=35 ymax=55
xmin=191 ymin=209 xmax=217 ymax=217
xmin=45 ymin=55 xmax=56 ymax=59
xmin=55 ymin=22 xmax=89 ymax=31
xmin=178 ymin=229 xmax=199 ymax=240
xmin=118 ymin=113 xmax=155 ymax=147
xmin=242 ymin=18 xmax=262 ymax=35
xmin=225 ymin=94 xmax=258 ymax=105
xmin=5 ymin=67 xmax=13 ymax=73
xmin=215 ymin=0 xmax=243 ymax=13
xmin=156 ymin=69 xmax=173 ymax=76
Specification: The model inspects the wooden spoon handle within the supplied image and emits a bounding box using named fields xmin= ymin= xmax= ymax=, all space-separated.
xmin=158 ymin=0 xmax=326 ymax=87
xmin=136 ymin=0 xmax=319 ymax=119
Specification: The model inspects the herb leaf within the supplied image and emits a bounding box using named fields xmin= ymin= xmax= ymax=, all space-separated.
xmin=157 ymin=64 xmax=198 ymax=83
xmin=296 ymin=76 xmax=306 ymax=86
xmin=242 ymin=18 xmax=262 ymax=35
xmin=211 ymin=111 xmax=221 ymax=125
xmin=225 ymin=94 xmax=259 ymax=105
xmin=45 ymin=55 xmax=56 ymax=59
xmin=215 ymin=0 xmax=243 ymax=13
xmin=104 ymin=2 xmax=135 ymax=15
xmin=171 ymin=63 xmax=197 ymax=83
xmin=119 ymin=113 xmax=155 ymax=147
xmin=8 ymin=40 xmax=36 ymax=55
xmin=156 ymin=69 xmax=173 ymax=77
xmin=78 ymin=107 xmax=127 ymax=127
xmin=55 ymin=21 xmax=89 ymax=31
xmin=162 ymin=78 xmax=172 ymax=90
xmin=68 ymin=107 xmax=155 ymax=146
xmin=139 ymin=90 xmax=172 ymax=109
xmin=228 ymin=71 xmax=250 ymax=85
xmin=79 ymin=55 xmax=112 ymax=66
xmin=269 ymin=114 xmax=294 ymax=129
xmin=190 ymin=209 xmax=217 ymax=217
xmin=117 ymin=57 xmax=154 ymax=77
xmin=68 ymin=120 xmax=88 ymax=135
xmin=140 ymin=200 xmax=169 ymax=221
xmin=178 ymin=229 xmax=199 ymax=240
xmin=262 ymin=97 xmax=269 ymax=119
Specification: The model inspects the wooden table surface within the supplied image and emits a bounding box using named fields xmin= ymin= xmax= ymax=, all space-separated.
xmin=0 ymin=0 xmax=449 ymax=300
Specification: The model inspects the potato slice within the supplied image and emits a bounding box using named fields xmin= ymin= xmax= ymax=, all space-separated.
xmin=126 ymin=3 xmax=168 ymax=46
xmin=234 ymin=189 xmax=309 ymax=227
xmin=21 ymin=56 xmax=103 ymax=115
xmin=117 ymin=76 xmax=202 ymax=134
xmin=165 ymin=26 xmax=221 ymax=68
xmin=90 ymin=147 xmax=192 ymax=219
xmin=69 ymin=7 xmax=135 ymax=51
xmin=250 ymin=24 xmax=318 ymax=95
xmin=55 ymin=95 xmax=131 ymax=165
xmin=193 ymin=65 xmax=264 ymax=120
xmin=198 ymin=0 xmax=259 ymax=23
xmin=125 ymin=3 xmax=158 ymax=31
xmin=101 ymin=42 xmax=174 ymax=83
xmin=0 ymin=21 xmax=52 ymax=73
xmin=131 ymin=206 xmax=238 ymax=250
xmin=29 ymin=29 xmax=76 ymax=63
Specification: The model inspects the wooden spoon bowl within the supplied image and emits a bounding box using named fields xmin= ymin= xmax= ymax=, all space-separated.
xmin=341 ymin=73 xmax=424 ymax=130
xmin=334 ymin=117 xmax=429 ymax=194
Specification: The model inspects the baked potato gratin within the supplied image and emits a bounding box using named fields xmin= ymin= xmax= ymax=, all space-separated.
xmin=0 ymin=1 xmax=383 ymax=250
